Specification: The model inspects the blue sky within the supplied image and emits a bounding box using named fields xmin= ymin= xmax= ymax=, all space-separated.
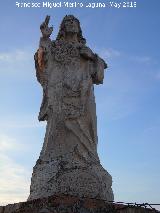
xmin=0 ymin=0 xmax=160 ymax=208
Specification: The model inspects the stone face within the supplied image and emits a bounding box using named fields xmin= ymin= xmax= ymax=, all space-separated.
xmin=28 ymin=15 xmax=113 ymax=201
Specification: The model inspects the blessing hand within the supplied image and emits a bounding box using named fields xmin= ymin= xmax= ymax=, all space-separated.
xmin=40 ymin=15 xmax=53 ymax=38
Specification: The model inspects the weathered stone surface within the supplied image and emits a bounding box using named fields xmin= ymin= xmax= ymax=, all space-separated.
xmin=0 ymin=206 xmax=4 ymax=213
xmin=4 ymin=203 xmax=21 ymax=213
xmin=0 ymin=195 xmax=158 ymax=213
xmin=28 ymin=15 xmax=113 ymax=201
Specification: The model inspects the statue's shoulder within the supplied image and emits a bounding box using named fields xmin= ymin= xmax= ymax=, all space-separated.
xmin=80 ymin=44 xmax=95 ymax=60
xmin=79 ymin=45 xmax=107 ymax=68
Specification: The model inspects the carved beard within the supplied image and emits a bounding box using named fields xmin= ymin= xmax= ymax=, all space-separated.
xmin=64 ymin=21 xmax=79 ymax=34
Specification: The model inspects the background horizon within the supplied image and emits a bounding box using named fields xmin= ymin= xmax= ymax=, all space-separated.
xmin=0 ymin=0 xmax=160 ymax=210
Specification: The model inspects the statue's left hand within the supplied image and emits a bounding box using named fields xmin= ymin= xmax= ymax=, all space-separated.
xmin=40 ymin=15 xmax=53 ymax=38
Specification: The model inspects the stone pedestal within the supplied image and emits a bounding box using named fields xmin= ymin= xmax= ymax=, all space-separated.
xmin=0 ymin=195 xmax=157 ymax=213
xmin=28 ymin=151 xmax=113 ymax=201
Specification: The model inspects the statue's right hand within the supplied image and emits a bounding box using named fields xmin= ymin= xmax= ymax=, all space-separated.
xmin=40 ymin=15 xmax=53 ymax=38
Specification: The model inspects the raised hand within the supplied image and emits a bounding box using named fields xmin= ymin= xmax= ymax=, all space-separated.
xmin=40 ymin=15 xmax=53 ymax=38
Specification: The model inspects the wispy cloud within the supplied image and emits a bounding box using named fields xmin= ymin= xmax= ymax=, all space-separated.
xmin=96 ymin=91 xmax=138 ymax=121
xmin=0 ymin=50 xmax=31 ymax=63
xmin=0 ymin=135 xmax=30 ymax=205
xmin=0 ymin=48 xmax=35 ymax=80
xmin=94 ymin=47 xmax=156 ymax=121
xmin=0 ymin=134 xmax=31 ymax=152
xmin=0 ymin=114 xmax=46 ymax=130
xmin=97 ymin=47 xmax=121 ymax=60
xmin=156 ymin=72 xmax=160 ymax=80
xmin=143 ymin=125 xmax=160 ymax=133
xmin=0 ymin=154 xmax=30 ymax=205
xmin=0 ymin=135 xmax=18 ymax=152
xmin=130 ymin=56 xmax=152 ymax=63
xmin=95 ymin=47 xmax=153 ymax=65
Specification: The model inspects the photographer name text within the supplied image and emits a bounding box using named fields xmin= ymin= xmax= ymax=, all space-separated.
xmin=16 ymin=1 xmax=137 ymax=9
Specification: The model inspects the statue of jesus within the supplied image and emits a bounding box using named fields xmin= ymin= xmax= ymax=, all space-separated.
xmin=28 ymin=15 xmax=114 ymax=201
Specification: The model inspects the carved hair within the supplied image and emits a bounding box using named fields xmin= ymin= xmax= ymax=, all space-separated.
xmin=56 ymin=15 xmax=86 ymax=44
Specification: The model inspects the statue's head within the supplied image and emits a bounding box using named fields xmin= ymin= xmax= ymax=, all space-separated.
xmin=56 ymin=15 xmax=86 ymax=44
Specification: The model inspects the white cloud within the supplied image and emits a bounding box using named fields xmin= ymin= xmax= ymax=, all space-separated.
xmin=0 ymin=115 xmax=46 ymax=129
xmin=156 ymin=72 xmax=160 ymax=80
xmin=98 ymin=48 xmax=121 ymax=60
xmin=95 ymin=47 xmax=153 ymax=66
xmin=0 ymin=134 xmax=31 ymax=152
xmin=0 ymin=135 xmax=30 ymax=205
xmin=0 ymin=154 xmax=30 ymax=205
xmin=130 ymin=55 xmax=152 ymax=63
xmin=0 ymin=50 xmax=31 ymax=63
xmin=0 ymin=135 xmax=16 ymax=152
xmin=96 ymin=92 xmax=138 ymax=121
xmin=0 ymin=48 xmax=35 ymax=80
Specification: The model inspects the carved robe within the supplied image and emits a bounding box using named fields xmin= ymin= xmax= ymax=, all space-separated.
xmin=35 ymin=39 xmax=107 ymax=162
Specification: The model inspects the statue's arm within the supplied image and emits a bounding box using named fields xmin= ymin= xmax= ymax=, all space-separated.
xmin=34 ymin=15 xmax=53 ymax=87
xmin=34 ymin=16 xmax=54 ymax=121
xmin=80 ymin=46 xmax=107 ymax=84
xmin=34 ymin=51 xmax=44 ymax=86
xmin=80 ymin=46 xmax=95 ymax=60
xmin=91 ymin=54 xmax=107 ymax=85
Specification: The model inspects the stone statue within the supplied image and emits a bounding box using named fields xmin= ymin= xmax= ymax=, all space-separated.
xmin=28 ymin=15 xmax=114 ymax=201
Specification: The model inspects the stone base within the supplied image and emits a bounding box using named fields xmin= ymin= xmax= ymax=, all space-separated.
xmin=28 ymin=149 xmax=114 ymax=201
xmin=0 ymin=194 xmax=158 ymax=213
